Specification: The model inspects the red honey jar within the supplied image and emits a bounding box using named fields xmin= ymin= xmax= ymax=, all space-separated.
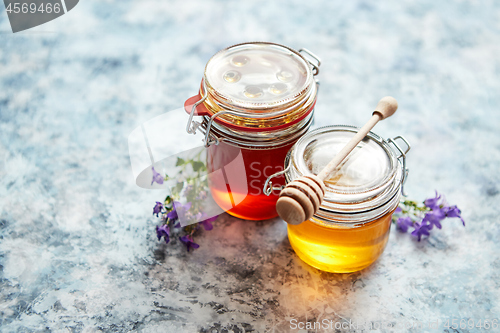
xmin=184 ymin=42 xmax=321 ymax=220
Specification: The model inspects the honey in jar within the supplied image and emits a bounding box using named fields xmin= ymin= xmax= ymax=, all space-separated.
xmin=184 ymin=42 xmax=321 ymax=220
xmin=277 ymin=125 xmax=410 ymax=272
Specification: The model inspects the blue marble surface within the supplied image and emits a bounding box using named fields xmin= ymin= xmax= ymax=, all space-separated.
xmin=1 ymin=1 xmax=499 ymax=332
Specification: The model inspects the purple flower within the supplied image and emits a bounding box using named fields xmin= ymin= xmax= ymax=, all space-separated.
xmin=166 ymin=201 xmax=192 ymax=221
xmin=193 ymin=212 xmax=217 ymax=230
xmin=179 ymin=235 xmax=199 ymax=252
xmin=166 ymin=209 xmax=178 ymax=220
xmin=200 ymin=215 xmax=218 ymax=231
xmin=151 ymin=167 xmax=164 ymax=186
xmin=156 ymin=224 xmax=170 ymax=244
xmin=196 ymin=190 xmax=208 ymax=201
xmin=422 ymin=209 xmax=446 ymax=230
xmin=411 ymin=222 xmax=432 ymax=241
xmin=153 ymin=201 xmax=163 ymax=217
xmin=183 ymin=184 xmax=194 ymax=197
xmin=166 ymin=210 xmax=177 ymax=220
xmin=424 ymin=191 xmax=441 ymax=210
xmin=396 ymin=216 xmax=413 ymax=233
xmin=444 ymin=205 xmax=465 ymax=226
xmin=392 ymin=193 xmax=465 ymax=243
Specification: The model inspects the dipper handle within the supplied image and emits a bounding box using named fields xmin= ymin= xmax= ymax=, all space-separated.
xmin=317 ymin=96 xmax=398 ymax=181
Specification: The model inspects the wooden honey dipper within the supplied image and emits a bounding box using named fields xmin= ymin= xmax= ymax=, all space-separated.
xmin=276 ymin=96 xmax=399 ymax=225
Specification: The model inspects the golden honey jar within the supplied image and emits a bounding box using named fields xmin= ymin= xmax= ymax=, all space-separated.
xmin=266 ymin=125 xmax=411 ymax=272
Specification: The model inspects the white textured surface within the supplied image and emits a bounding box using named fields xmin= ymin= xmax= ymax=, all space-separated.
xmin=0 ymin=1 xmax=499 ymax=332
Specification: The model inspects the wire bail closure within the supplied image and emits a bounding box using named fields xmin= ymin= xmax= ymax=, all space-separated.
xmin=299 ymin=48 xmax=321 ymax=76
xmin=185 ymin=88 xmax=206 ymax=135
xmin=185 ymin=80 xmax=223 ymax=147
xmin=186 ymin=79 xmax=315 ymax=148
xmin=387 ymin=136 xmax=411 ymax=196
xmin=263 ymin=164 xmax=291 ymax=196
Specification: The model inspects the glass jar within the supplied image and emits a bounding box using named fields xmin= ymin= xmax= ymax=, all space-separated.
xmin=184 ymin=42 xmax=321 ymax=220
xmin=268 ymin=125 xmax=410 ymax=272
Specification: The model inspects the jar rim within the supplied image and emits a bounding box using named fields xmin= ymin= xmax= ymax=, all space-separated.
xmin=204 ymin=42 xmax=315 ymax=111
xmin=284 ymin=125 xmax=405 ymax=222
xmin=207 ymin=111 xmax=314 ymax=149
xmin=195 ymin=42 xmax=318 ymax=132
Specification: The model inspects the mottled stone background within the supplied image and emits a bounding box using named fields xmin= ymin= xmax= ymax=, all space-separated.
xmin=0 ymin=1 xmax=499 ymax=332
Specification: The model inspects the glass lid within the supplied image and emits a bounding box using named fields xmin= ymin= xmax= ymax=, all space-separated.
xmin=204 ymin=42 xmax=314 ymax=110
xmin=287 ymin=125 xmax=401 ymax=206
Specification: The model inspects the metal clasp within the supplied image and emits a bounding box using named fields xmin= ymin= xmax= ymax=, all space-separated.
xmin=185 ymin=80 xmax=222 ymax=147
xmin=299 ymin=48 xmax=321 ymax=76
xmin=387 ymin=136 xmax=411 ymax=196
xmin=203 ymin=110 xmax=246 ymax=147
xmin=263 ymin=164 xmax=290 ymax=196
xmin=186 ymin=80 xmax=207 ymax=135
